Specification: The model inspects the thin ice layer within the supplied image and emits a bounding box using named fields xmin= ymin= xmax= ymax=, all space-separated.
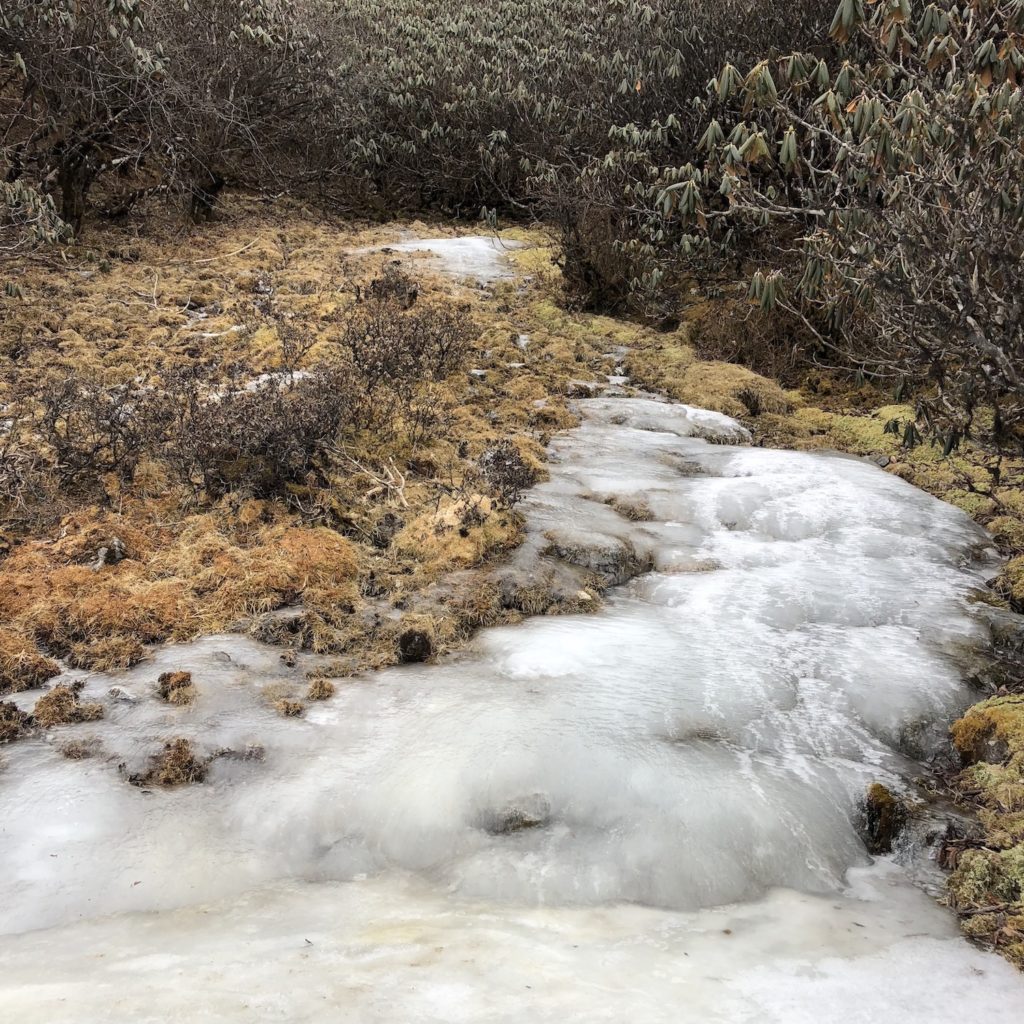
xmin=1 ymin=393 xmax=1021 ymax=1016
xmin=0 ymin=863 xmax=1021 ymax=1023
xmin=0 ymin=397 xmax=1002 ymax=933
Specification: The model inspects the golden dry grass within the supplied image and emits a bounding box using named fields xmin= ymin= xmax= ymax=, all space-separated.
xmin=129 ymin=738 xmax=208 ymax=787
xmin=1 ymin=194 xmax=628 ymax=685
xmin=32 ymin=682 xmax=104 ymax=727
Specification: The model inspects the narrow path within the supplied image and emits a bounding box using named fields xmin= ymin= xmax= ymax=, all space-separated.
xmin=2 ymin=239 xmax=1023 ymax=1021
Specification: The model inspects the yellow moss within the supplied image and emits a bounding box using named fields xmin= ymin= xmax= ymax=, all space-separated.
xmin=393 ymin=496 xmax=523 ymax=576
xmin=951 ymin=695 xmax=1024 ymax=767
xmin=995 ymin=556 xmax=1024 ymax=607
xmin=673 ymin=361 xmax=791 ymax=418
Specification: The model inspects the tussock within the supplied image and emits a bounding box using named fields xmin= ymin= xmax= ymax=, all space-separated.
xmin=32 ymin=682 xmax=104 ymax=727
xmin=306 ymin=679 xmax=335 ymax=701
xmin=158 ymin=671 xmax=197 ymax=706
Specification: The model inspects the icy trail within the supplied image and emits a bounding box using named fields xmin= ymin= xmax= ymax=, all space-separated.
xmin=2 ymin=241 xmax=1024 ymax=1020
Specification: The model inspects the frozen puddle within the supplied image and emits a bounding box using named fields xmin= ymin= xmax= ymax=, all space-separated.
xmin=355 ymin=235 xmax=525 ymax=283
xmin=2 ymin=396 xmax=1024 ymax=1020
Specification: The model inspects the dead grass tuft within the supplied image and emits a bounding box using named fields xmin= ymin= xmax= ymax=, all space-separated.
xmin=60 ymin=738 xmax=103 ymax=760
xmin=306 ymin=678 xmax=336 ymax=701
xmin=606 ymin=496 xmax=654 ymax=522
xmin=158 ymin=670 xmax=197 ymax=705
xmin=33 ymin=682 xmax=104 ymax=727
xmin=0 ymin=701 xmax=33 ymax=743
xmin=130 ymin=738 xmax=209 ymax=787
xmin=0 ymin=629 xmax=60 ymax=695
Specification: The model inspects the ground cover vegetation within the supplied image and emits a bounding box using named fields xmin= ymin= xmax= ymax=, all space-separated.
xmin=2 ymin=0 xmax=1024 ymax=966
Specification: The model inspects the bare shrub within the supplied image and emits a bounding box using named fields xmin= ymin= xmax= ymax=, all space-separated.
xmin=158 ymin=366 xmax=358 ymax=499
xmin=33 ymin=374 xmax=149 ymax=489
xmin=478 ymin=442 xmax=539 ymax=510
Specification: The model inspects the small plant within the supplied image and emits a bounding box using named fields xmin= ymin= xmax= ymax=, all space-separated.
xmin=478 ymin=441 xmax=539 ymax=510
xmin=32 ymin=681 xmax=104 ymax=727
xmin=157 ymin=670 xmax=197 ymax=706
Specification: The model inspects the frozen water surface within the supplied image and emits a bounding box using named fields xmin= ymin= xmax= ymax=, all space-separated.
xmin=2 ymin=393 xmax=1024 ymax=1019
xmin=354 ymin=235 xmax=525 ymax=283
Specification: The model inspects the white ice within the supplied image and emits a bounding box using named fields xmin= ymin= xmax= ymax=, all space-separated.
xmin=354 ymin=235 xmax=525 ymax=283
xmin=1 ymin=393 xmax=1022 ymax=1019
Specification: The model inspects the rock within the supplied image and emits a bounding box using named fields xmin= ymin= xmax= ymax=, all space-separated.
xmin=398 ymin=629 xmax=433 ymax=663
xmin=108 ymin=686 xmax=139 ymax=704
xmin=468 ymin=368 xmax=488 ymax=380
xmin=91 ymin=535 xmax=127 ymax=571
xmin=477 ymin=794 xmax=552 ymax=835
xmin=862 ymin=782 xmax=909 ymax=854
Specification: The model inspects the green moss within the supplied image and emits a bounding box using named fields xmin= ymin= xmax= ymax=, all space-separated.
xmin=949 ymin=846 xmax=1024 ymax=907
xmin=996 ymin=556 xmax=1024 ymax=607
xmin=951 ymin=694 xmax=1024 ymax=766
xmin=862 ymin=782 xmax=908 ymax=854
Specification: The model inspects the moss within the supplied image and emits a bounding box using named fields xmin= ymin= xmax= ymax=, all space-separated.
xmin=32 ymin=682 xmax=104 ymax=727
xmin=993 ymin=556 xmax=1024 ymax=611
xmin=949 ymin=846 xmax=1024 ymax=908
xmin=951 ymin=695 xmax=1024 ymax=767
xmin=862 ymin=782 xmax=909 ymax=854
xmin=948 ymin=695 xmax=1024 ymax=965
xmin=625 ymin=336 xmax=791 ymax=420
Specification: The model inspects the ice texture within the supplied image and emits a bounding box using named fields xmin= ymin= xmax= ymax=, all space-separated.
xmin=355 ymin=235 xmax=525 ymax=283
xmin=2 ymin=394 xmax=1022 ymax=1019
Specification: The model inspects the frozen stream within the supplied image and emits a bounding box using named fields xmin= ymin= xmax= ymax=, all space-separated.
xmin=2 ymin=241 xmax=1024 ymax=1019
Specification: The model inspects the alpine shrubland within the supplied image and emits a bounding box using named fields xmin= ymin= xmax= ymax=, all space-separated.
xmin=2 ymin=0 xmax=1024 ymax=969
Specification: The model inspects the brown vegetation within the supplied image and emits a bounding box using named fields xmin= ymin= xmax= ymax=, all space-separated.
xmin=32 ymin=681 xmax=104 ymax=727
xmin=158 ymin=671 xmax=197 ymax=706
xmin=306 ymin=679 xmax=336 ymax=701
xmin=128 ymin=738 xmax=208 ymax=787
